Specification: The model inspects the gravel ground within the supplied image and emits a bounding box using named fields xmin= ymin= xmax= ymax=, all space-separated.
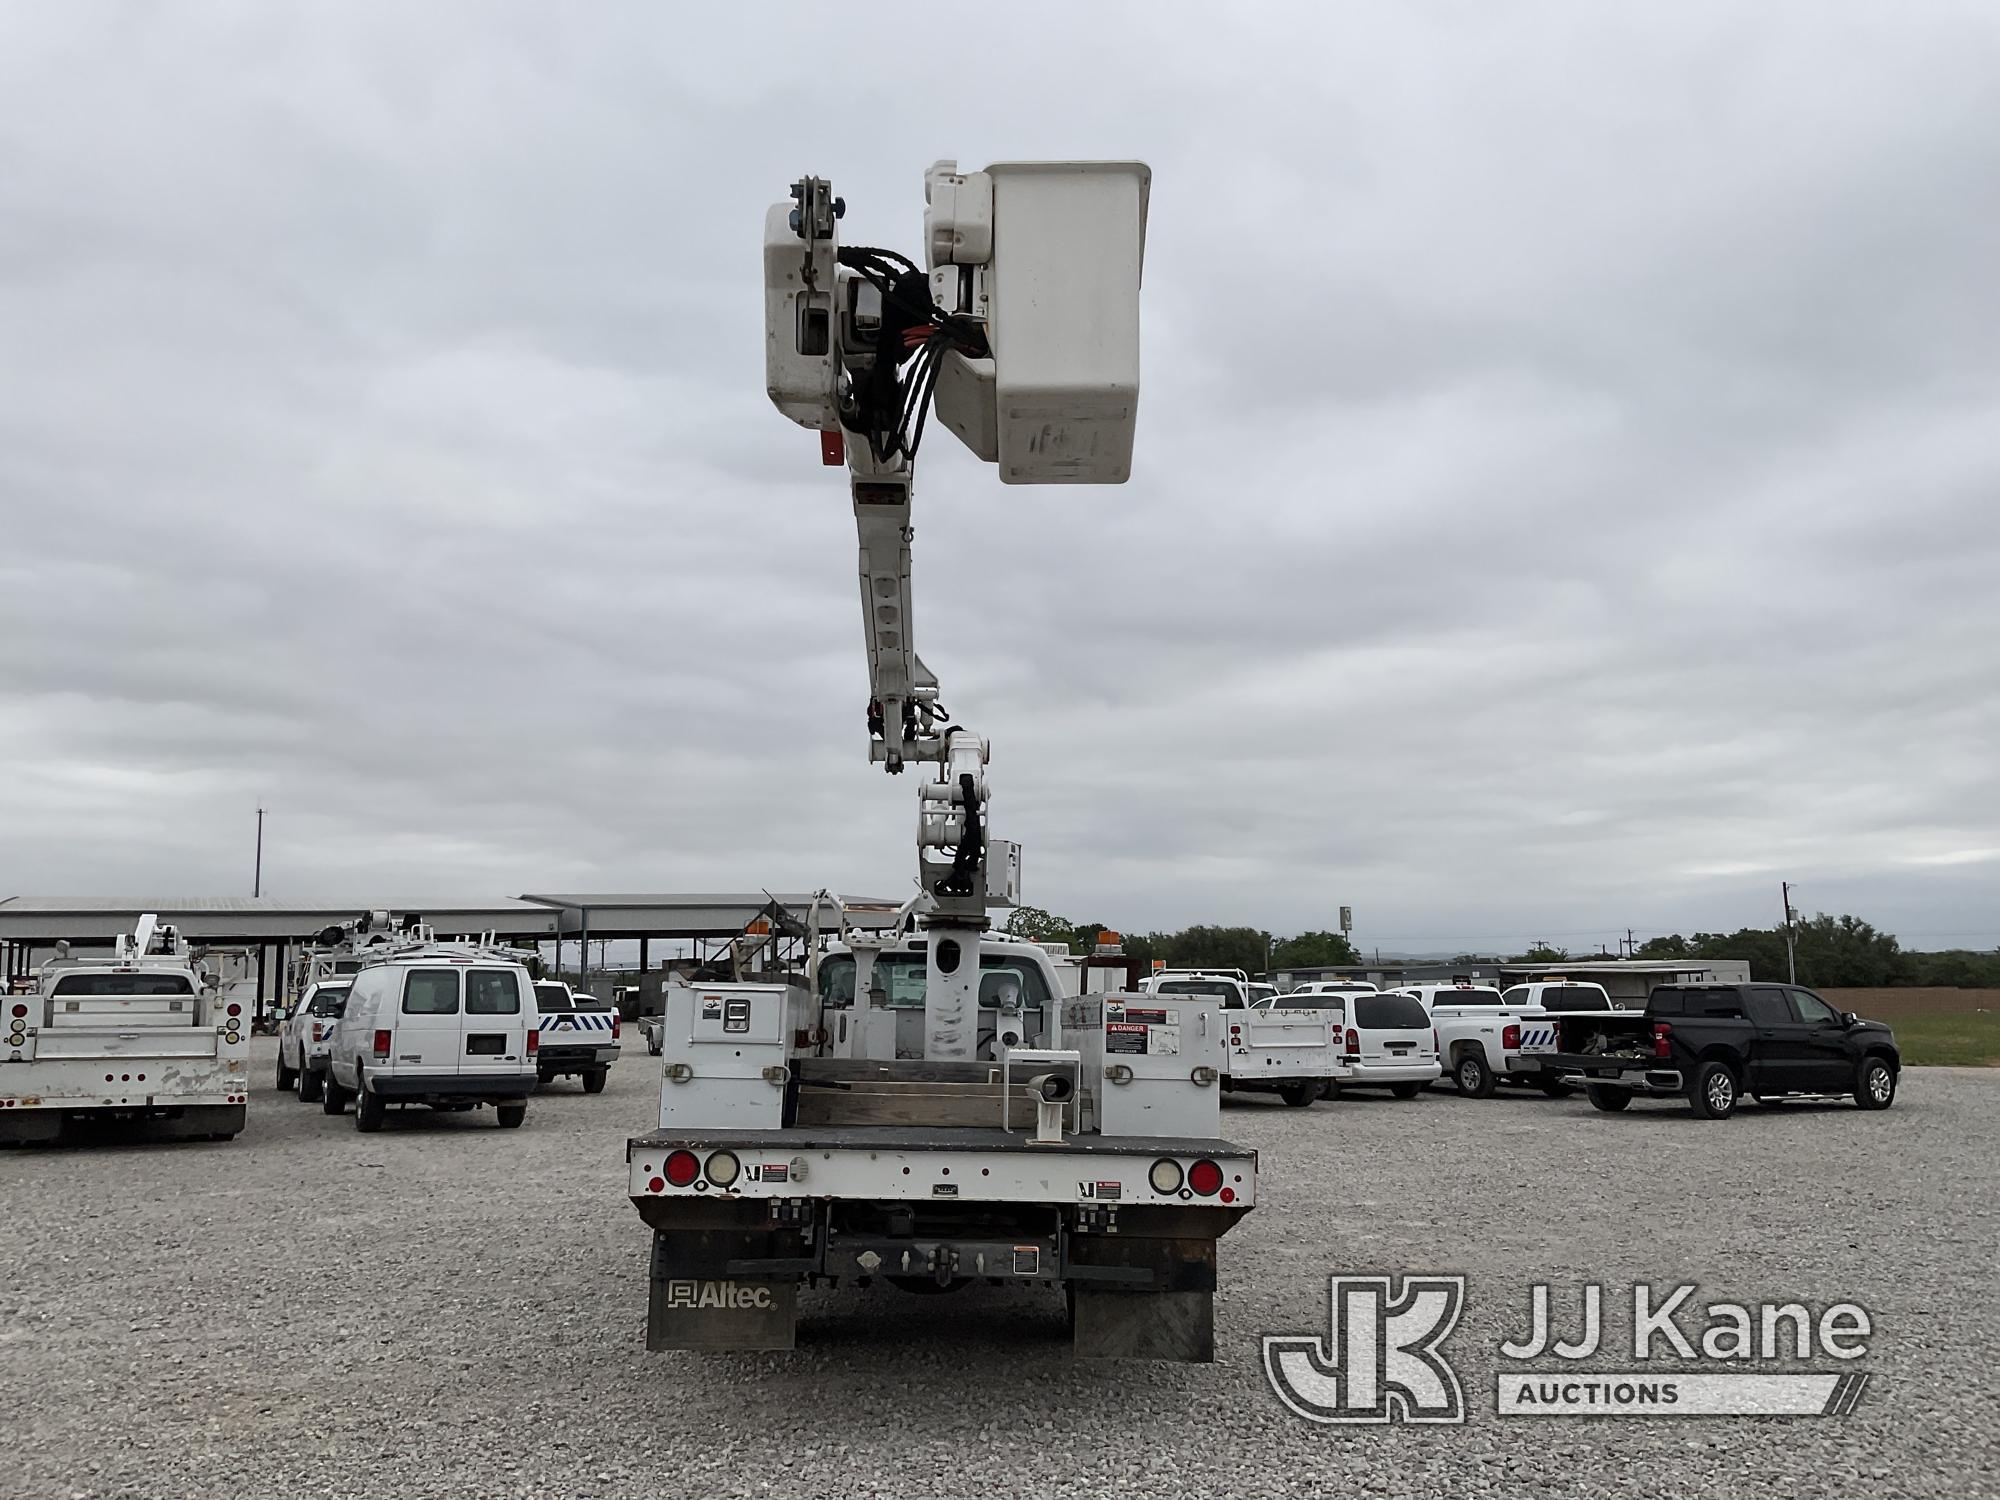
xmin=2 ymin=1042 xmax=1993 ymax=1499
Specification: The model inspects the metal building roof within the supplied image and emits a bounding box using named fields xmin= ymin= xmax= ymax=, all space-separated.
xmin=0 ymin=897 xmax=562 ymax=943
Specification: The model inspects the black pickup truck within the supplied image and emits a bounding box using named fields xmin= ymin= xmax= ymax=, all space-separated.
xmin=1545 ymin=983 xmax=1900 ymax=1120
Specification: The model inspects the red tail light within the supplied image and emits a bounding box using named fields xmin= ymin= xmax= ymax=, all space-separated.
xmin=611 ymin=1014 xmax=620 ymax=1041
xmin=1344 ymin=1028 xmax=1359 ymax=1056
xmin=663 ymin=1149 xmax=700 ymax=1187
xmin=1502 ymin=1024 xmax=1521 ymax=1051
xmin=372 ymin=1029 xmax=391 ymax=1059
xmin=527 ymin=1028 xmax=539 ymax=1055
xmin=1652 ymin=1021 xmax=1673 ymax=1059
xmin=1187 ymin=1159 xmax=1224 ymax=1197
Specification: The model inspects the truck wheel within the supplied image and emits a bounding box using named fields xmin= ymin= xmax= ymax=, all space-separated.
xmin=1689 ymin=1060 xmax=1738 ymax=1119
xmin=1854 ymin=1056 xmax=1897 ymax=1111
xmin=1390 ymin=1082 xmax=1423 ymax=1100
xmin=1538 ymin=1075 xmax=1573 ymax=1098
xmin=355 ymin=1081 xmax=386 ymax=1133
xmin=1453 ymin=1052 xmax=1496 ymax=1099
xmin=1280 ymin=1080 xmax=1320 ymax=1108
xmin=299 ymin=1065 xmax=324 ymax=1104
xmin=582 ymin=1069 xmax=608 ymax=1095
xmin=496 ymin=1104 xmax=527 ymax=1129
xmin=1586 ymin=1085 xmax=1631 ymax=1112
xmin=321 ymin=1072 xmax=350 ymax=1114
xmin=275 ymin=1048 xmax=297 ymax=1093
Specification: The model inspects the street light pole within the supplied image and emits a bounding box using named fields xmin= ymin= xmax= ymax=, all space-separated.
xmin=254 ymin=807 xmax=265 ymax=898
xmin=1781 ymin=881 xmax=1797 ymax=984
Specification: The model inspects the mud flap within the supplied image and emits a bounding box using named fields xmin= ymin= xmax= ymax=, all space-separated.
xmin=0 ymin=1111 xmax=63 ymax=1144
xmin=646 ymin=1228 xmax=800 ymax=1352
xmin=1067 ymin=1218 xmax=1222 ymax=1362
xmin=1071 ymin=1287 xmax=1215 ymax=1362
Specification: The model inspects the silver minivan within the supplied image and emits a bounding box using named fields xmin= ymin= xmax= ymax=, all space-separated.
xmin=321 ymin=946 xmax=540 ymax=1131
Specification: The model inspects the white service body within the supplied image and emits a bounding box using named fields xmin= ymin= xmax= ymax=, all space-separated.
xmin=0 ymin=917 xmax=249 ymax=1142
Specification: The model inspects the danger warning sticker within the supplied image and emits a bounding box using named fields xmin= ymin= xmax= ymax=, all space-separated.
xmin=1106 ymin=1022 xmax=1149 ymax=1054
xmin=1106 ymin=1021 xmax=1181 ymax=1056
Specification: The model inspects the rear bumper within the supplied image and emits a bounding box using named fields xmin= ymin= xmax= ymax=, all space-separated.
xmin=538 ymin=1044 xmax=619 ymax=1070
xmin=368 ymin=1073 xmax=536 ymax=1102
xmin=1334 ymin=1059 xmax=1442 ymax=1085
xmin=1546 ymin=1053 xmax=1684 ymax=1093
xmin=629 ymin=1127 xmax=1258 ymax=1210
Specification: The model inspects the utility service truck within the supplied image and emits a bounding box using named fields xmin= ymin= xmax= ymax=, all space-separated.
xmin=0 ymin=915 xmax=249 ymax=1143
xmin=1143 ymin=969 xmax=1336 ymax=1107
xmin=626 ymin=159 xmax=1257 ymax=1360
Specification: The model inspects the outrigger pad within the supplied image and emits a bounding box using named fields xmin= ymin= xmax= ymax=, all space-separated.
xmin=1071 ymin=1287 xmax=1215 ymax=1362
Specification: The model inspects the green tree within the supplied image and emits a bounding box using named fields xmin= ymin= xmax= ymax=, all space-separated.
xmin=1004 ymin=906 xmax=1077 ymax=947
xmin=1271 ymin=930 xmax=1360 ymax=969
xmin=1635 ymin=933 xmax=1691 ymax=959
xmin=1789 ymin=913 xmax=1911 ymax=988
xmin=1513 ymin=944 xmax=1570 ymax=963
xmin=1152 ymin=924 xmax=1272 ymax=975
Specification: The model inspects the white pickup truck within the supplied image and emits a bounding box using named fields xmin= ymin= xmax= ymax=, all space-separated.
xmin=1398 ymin=981 xmax=1614 ymax=1098
xmin=0 ymin=915 xmax=250 ymax=1143
xmin=1143 ymin=970 xmax=1334 ymax=1107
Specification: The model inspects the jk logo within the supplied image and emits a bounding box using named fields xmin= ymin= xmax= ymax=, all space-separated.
xmin=1263 ymin=1275 xmax=1467 ymax=1424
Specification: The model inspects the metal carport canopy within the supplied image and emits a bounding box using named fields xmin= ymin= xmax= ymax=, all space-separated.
xmin=516 ymin=893 xmax=900 ymax=940
xmin=0 ymin=896 xmax=563 ymax=945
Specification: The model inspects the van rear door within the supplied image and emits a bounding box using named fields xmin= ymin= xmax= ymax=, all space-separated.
xmin=1352 ymin=991 xmax=1434 ymax=1063
xmin=461 ymin=967 xmax=531 ymax=1077
xmin=393 ymin=967 xmax=466 ymax=1072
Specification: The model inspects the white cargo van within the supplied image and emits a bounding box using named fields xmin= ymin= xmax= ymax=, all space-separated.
xmin=322 ymin=943 xmax=539 ymax=1131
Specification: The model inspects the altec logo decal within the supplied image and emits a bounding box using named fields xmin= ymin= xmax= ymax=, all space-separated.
xmin=1265 ymin=1278 xmax=1874 ymax=1423
xmin=663 ymin=1280 xmax=773 ymax=1311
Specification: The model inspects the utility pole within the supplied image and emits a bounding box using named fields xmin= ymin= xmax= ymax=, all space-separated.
xmin=253 ymin=807 xmax=265 ymax=898
xmin=1781 ymin=881 xmax=1797 ymax=984
xmin=1625 ymin=927 xmax=1635 ymax=959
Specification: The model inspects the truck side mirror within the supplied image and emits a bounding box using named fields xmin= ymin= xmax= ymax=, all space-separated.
xmin=1840 ymin=1011 xmax=1859 ymax=1028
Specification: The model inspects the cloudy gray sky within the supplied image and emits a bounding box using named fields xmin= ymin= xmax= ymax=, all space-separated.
xmin=2 ymin=2 xmax=1996 ymax=954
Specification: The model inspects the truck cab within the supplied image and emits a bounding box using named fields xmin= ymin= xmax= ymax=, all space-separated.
xmin=1 ymin=916 xmax=249 ymax=1143
xmin=817 ymin=933 xmax=1062 ymax=1061
xmin=323 ymin=943 xmax=540 ymax=1131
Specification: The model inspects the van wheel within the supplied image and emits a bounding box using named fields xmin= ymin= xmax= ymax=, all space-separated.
xmin=496 ymin=1104 xmax=527 ymax=1129
xmin=299 ymin=1065 xmax=324 ymax=1104
xmin=1854 ymin=1056 xmax=1896 ymax=1111
xmin=275 ymin=1049 xmax=297 ymax=1093
xmin=1689 ymin=1061 xmax=1738 ymax=1120
xmin=582 ymin=1069 xmax=608 ymax=1095
xmin=1586 ymin=1085 xmax=1631 ymax=1112
xmin=1454 ymin=1052 xmax=1496 ymax=1099
xmin=321 ymin=1072 xmax=351 ymax=1115
xmin=1390 ymin=1082 xmax=1423 ymax=1100
xmin=1280 ymin=1080 xmax=1320 ymax=1108
xmin=355 ymin=1082 xmax=386 ymax=1133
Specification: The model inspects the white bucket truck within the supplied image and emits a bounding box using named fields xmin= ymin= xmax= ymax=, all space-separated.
xmin=626 ymin=159 xmax=1256 ymax=1359
xmin=0 ymin=915 xmax=249 ymax=1143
